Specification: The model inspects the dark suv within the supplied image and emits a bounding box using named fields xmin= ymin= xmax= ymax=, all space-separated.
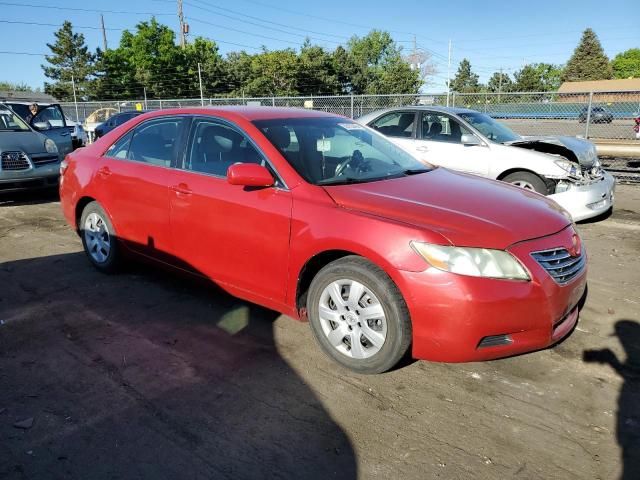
xmin=578 ymin=106 xmax=614 ymax=124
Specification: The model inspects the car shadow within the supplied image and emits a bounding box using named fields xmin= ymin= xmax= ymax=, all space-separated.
xmin=583 ymin=319 xmax=640 ymax=480
xmin=0 ymin=250 xmax=357 ymax=479
xmin=0 ymin=188 xmax=59 ymax=207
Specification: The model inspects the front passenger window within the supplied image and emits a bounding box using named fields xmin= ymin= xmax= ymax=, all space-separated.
xmin=421 ymin=114 xmax=471 ymax=144
xmin=184 ymin=121 xmax=264 ymax=177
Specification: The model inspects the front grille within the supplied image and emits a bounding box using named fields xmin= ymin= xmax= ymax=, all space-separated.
xmin=31 ymin=154 xmax=59 ymax=166
xmin=531 ymin=248 xmax=586 ymax=285
xmin=1 ymin=151 xmax=30 ymax=170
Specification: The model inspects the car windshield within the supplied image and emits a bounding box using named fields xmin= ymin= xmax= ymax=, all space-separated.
xmin=0 ymin=107 xmax=31 ymax=131
xmin=457 ymin=111 xmax=521 ymax=144
xmin=253 ymin=117 xmax=431 ymax=185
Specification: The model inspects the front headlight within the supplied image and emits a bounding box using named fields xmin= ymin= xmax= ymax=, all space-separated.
xmin=45 ymin=138 xmax=58 ymax=154
xmin=554 ymin=159 xmax=580 ymax=177
xmin=410 ymin=242 xmax=530 ymax=280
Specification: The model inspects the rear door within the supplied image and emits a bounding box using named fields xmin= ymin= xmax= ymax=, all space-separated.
xmin=367 ymin=111 xmax=418 ymax=154
xmin=30 ymin=104 xmax=73 ymax=157
xmin=94 ymin=116 xmax=187 ymax=258
xmin=167 ymin=117 xmax=292 ymax=303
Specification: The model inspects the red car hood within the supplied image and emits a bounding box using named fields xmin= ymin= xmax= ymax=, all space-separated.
xmin=323 ymin=168 xmax=570 ymax=250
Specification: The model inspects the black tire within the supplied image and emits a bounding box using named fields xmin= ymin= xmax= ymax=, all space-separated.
xmin=306 ymin=256 xmax=412 ymax=374
xmin=502 ymin=171 xmax=550 ymax=195
xmin=79 ymin=201 xmax=120 ymax=273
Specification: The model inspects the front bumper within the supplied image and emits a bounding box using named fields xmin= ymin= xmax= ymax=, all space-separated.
xmin=397 ymin=225 xmax=586 ymax=362
xmin=0 ymin=162 xmax=60 ymax=192
xmin=548 ymin=172 xmax=615 ymax=222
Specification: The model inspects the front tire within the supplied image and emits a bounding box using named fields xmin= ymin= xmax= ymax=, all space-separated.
xmin=503 ymin=171 xmax=550 ymax=195
xmin=307 ymin=256 xmax=412 ymax=374
xmin=79 ymin=201 xmax=120 ymax=273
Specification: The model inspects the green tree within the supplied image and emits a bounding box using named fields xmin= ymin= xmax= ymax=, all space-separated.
xmin=345 ymin=30 xmax=421 ymax=94
xmin=93 ymin=18 xmax=188 ymax=100
xmin=487 ymin=71 xmax=513 ymax=93
xmin=181 ymin=37 xmax=226 ymax=97
xmin=225 ymin=51 xmax=253 ymax=96
xmin=297 ymin=41 xmax=340 ymax=95
xmin=0 ymin=81 xmax=35 ymax=92
xmin=245 ymin=49 xmax=300 ymax=96
xmin=42 ymin=21 xmax=96 ymax=101
xmin=450 ymin=59 xmax=480 ymax=93
xmin=514 ymin=63 xmax=562 ymax=91
xmin=611 ymin=48 xmax=640 ymax=79
xmin=562 ymin=28 xmax=613 ymax=82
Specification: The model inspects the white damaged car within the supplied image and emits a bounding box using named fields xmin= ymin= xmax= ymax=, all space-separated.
xmin=357 ymin=107 xmax=615 ymax=221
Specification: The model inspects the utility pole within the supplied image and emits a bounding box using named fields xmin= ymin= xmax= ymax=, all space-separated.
xmin=177 ymin=0 xmax=187 ymax=48
xmin=71 ymin=75 xmax=79 ymax=122
xmin=100 ymin=14 xmax=108 ymax=51
xmin=197 ymin=62 xmax=204 ymax=106
xmin=446 ymin=39 xmax=452 ymax=107
xmin=498 ymin=66 xmax=503 ymax=102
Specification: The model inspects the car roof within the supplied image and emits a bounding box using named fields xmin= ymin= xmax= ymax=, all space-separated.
xmin=133 ymin=106 xmax=345 ymax=122
xmin=356 ymin=105 xmax=483 ymax=123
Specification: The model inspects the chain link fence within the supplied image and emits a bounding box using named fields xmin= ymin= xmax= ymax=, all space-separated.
xmin=61 ymin=90 xmax=640 ymax=141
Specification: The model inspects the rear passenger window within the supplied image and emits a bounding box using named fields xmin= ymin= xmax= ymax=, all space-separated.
xmin=369 ymin=112 xmax=415 ymax=138
xmin=127 ymin=118 xmax=184 ymax=167
xmin=183 ymin=120 xmax=264 ymax=177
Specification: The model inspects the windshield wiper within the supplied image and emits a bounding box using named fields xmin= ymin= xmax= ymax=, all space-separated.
xmin=317 ymin=176 xmax=362 ymax=186
xmin=402 ymin=168 xmax=430 ymax=175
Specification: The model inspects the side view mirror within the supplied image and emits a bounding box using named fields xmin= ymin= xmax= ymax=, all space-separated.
xmin=227 ymin=163 xmax=275 ymax=187
xmin=32 ymin=121 xmax=51 ymax=131
xmin=461 ymin=133 xmax=482 ymax=146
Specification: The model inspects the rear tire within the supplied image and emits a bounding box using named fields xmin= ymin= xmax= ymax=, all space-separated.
xmin=502 ymin=171 xmax=549 ymax=195
xmin=79 ymin=201 xmax=120 ymax=273
xmin=307 ymin=256 xmax=412 ymax=374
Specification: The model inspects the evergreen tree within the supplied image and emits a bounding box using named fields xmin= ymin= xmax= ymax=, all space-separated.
xmin=450 ymin=59 xmax=480 ymax=93
xmin=487 ymin=71 xmax=513 ymax=93
xmin=42 ymin=21 xmax=96 ymax=101
xmin=562 ymin=28 xmax=613 ymax=82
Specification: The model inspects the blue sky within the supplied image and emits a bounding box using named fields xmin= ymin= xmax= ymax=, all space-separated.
xmin=1 ymin=0 xmax=638 ymax=93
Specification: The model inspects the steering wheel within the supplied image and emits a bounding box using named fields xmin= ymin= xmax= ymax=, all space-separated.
xmin=335 ymin=149 xmax=367 ymax=176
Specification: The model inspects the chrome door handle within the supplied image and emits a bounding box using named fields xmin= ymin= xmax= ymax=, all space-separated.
xmin=416 ymin=146 xmax=429 ymax=152
xmin=60 ymin=131 xmax=70 ymax=137
xmin=97 ymin=166 xmax=112 ymax=177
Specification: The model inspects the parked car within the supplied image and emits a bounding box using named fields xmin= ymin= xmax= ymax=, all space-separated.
xmin=357 ymin=106 xmax=615 ymax=221
xmin=60 ymin=107 xmax=587 ymax=373
xmin=578 ymin=105 xmax=613 ymax=124
xmin=2 ymin=101 xmax=80 ymax=153
xmin=0 ymin=105 xmax=61 ymax=192
xmin=94 ymin=110 xmax=148 ymax=139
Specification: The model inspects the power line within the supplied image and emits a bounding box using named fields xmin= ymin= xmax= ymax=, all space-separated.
xmin=0 ymin=1 xmax=174 ymax=15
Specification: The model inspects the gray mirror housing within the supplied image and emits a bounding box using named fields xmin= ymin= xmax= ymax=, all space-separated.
xmin=32 ymin=121 xmax=51 ymax=131
xmin=461 ymin=133 xmax=482 ymax=146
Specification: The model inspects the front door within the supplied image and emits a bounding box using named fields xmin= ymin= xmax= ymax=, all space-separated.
xmin=30 ymin=104 xmax=73 ymax=157
xmin=412 ymin=111 xmax=490 ymax=177
xmin=168 ymin=117 xmax=292 ymax=304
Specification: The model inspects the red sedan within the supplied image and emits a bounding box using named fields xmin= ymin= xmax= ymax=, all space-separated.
xmin=59 ymin=107 xmax=587 ymax=374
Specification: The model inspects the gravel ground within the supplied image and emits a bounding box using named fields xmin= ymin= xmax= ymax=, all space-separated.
xmin=0 ymin=186 xmax=639 ymax=480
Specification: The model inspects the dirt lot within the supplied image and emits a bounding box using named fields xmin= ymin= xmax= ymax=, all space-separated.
xmin=1 ymin=185 xmax=639 ymax=480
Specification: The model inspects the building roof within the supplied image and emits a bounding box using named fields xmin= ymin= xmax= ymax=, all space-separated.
xmin=558 ymin=78 xmax=640 ymax=93
xmin=0 ymin=90 xmax=57 ymax=102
